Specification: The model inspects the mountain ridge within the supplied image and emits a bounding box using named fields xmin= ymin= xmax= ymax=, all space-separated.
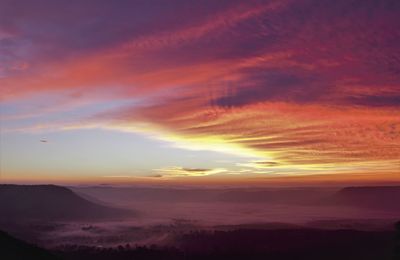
xmin=0 ymin=184 xmax=133 ymax=221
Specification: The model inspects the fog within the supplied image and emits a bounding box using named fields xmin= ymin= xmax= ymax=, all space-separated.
xmin=72 ymin=186 xmax=399 ymax=226
xmin=2 ymin=185 xmax=399 ymax=249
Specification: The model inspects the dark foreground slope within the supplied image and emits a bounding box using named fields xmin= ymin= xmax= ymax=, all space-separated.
xmin=0 ymin=230 xmax=58 ymax=260
xmin=0 ymin=185 xmax=133 ymax=221
xmin=328 ymin=186 xmax=400 ymax=211
xmin=1 ymin=223 xmax=399 ymax=260
xmin=55 ymin=228 xmax=398 ymax=260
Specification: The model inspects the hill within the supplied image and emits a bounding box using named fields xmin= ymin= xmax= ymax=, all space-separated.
xmin=327 ymin=186 xmax=400 ymax=211
xmin=0 ymin=184 xmax=133 ymax=221
xmin=0 ymin=230 xmax=58 ymax=260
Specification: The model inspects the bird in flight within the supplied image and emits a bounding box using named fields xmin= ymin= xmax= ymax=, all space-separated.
xmin=40 ymin=139 xmax=48 ymax=143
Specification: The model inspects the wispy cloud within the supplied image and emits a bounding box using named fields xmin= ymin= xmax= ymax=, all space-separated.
xmin=1 ymin=0 xmax=399 ymax=179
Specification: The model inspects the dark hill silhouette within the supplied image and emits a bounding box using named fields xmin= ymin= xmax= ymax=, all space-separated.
xmin=327 ymin=186 xmax=400 ymax=211
xmin=0 ymin=230 xmax=58 ymax=260
xmin=54 ymin=227 xmax=397 ymax=260
xmin=176 ymin=228 xmax=395 ymax=260
xmin=0 ymin=185 xmax=133 ymax=221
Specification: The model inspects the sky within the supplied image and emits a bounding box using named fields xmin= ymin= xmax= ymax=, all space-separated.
xmin=0 ymin=0 xmax=399 ymax=185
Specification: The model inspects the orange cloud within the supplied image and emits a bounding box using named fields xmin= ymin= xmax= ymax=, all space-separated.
xmin=100 ymin=99 xmax=400 ymax=173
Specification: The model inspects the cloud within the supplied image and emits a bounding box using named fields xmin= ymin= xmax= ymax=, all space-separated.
xmin=346 ymin=94 xmax=400 ymax=107
xmin=1 ymin=0 xmax=400 ymax=176
xmin=154 ymin=167 xmax=227 ymax=177
xmin=146 ymin=174 xmax=164 ymax=178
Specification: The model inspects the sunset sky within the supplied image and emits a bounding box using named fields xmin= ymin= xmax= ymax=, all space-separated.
xmin=0 ymin=0 xmax=399 ymax=185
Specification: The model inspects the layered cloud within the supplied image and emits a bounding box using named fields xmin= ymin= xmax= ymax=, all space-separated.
xmin=153 ymin=167 xmax=228 ymax=178
xmin=1 ymin=0 xmax=399 ymax=179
